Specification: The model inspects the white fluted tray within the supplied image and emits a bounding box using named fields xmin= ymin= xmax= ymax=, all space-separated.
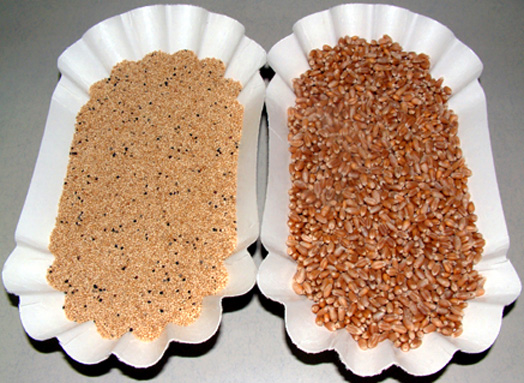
xmin=258 ymin=3 xmax=521 ymax=377
xmin=2 ymin=4 xmax=265 ymax=368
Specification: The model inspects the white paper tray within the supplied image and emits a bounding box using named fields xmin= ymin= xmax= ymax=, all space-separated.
xmin=258 ymin=3 xmax=521 ymax=377
xmin=2 ymin=4 xmax=265 ymax=368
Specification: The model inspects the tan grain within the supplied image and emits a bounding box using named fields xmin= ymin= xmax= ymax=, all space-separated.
xmin=47 ymin=50 xmax=243 ymax=341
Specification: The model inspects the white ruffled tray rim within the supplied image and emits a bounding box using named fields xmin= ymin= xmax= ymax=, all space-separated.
xmin=258 ymin=3 xmax=521 ymax=377
xmin=2 ymin=4 xmax=266 ymax=368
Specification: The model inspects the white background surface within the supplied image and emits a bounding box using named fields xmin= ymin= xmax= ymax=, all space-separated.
xmin=1 ymin=1 xmax=522 ymax=382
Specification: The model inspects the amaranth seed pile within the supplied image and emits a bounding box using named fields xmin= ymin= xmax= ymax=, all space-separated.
xmin=47 ymin=50 xmax=243 ymax=341
xmin=287 ymin=35 xmax=486 ymax=351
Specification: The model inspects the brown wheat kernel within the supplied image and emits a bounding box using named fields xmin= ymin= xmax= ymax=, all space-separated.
xmin=47 ymin=50 xmax=243 ymax=341
xmin=287 ymin=35 xmax=485 ymax=352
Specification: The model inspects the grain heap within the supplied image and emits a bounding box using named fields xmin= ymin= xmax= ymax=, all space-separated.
xmin=287 ymin=35 xmax=486 ymax=351
xmin=47 ymin=50 xmax=243 ymax=341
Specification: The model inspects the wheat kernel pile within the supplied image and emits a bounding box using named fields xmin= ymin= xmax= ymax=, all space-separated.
xmin=47 ymin=50 xmax=243 ymax=341
xmin=287 ymin=35 xmax=486 ymax=351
